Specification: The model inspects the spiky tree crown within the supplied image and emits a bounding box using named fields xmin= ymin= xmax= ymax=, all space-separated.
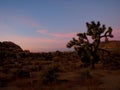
xmin=67 ymin=21 xmax=113 ymax=50
xmin=67 ymin=21 xmax=113 ymax=65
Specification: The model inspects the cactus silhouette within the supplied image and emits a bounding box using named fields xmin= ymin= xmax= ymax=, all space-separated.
xmin=67 ymin=21 xmax=113 ymax=68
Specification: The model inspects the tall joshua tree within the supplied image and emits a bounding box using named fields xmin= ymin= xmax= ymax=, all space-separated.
xmin=67 ymin=21 xmax=113 ymax=68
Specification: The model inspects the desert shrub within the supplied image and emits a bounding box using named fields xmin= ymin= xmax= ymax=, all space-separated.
xmin=2 ymin=68 xmax=9 ymax=74
xmin=44 ymin=52 xmax=53 ymax=60
xmin=0 ymin=77 xmax=10 ymax=87
xmin=13 ymin=69 xmax=31 ymax=78
xmin=30 ymin=65 xmax=42 ymax=72
xmin=54 ymin=50 xmax=62 ymax=56
xmin=0 ymin=75 xmax=12 ymax=87
xmin=0 ymin=51 xmax=6 ymax=65
xmin=104 ymin=60 xmax=120 ymax=70
xmin=42 ymin=71 xmax=57 ymax=84
xmin=42 ymin=66 xmax=59 ymax=84
xmin=18 ymin=52 xmax=29 ymax=58
xmin=52 ymin=56 xmax=61 ymax=62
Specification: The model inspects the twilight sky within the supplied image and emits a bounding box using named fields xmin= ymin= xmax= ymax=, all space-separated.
xmin=0 ymin=0 xmax=120 ymax=52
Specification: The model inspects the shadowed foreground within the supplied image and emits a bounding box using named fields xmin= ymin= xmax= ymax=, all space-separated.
xmin=0 ymin=41 xmax=120 ymax=90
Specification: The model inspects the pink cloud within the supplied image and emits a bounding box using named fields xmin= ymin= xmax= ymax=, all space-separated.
xmin=37 ymin=29 xmax=77 ymax=38
xmin=0 ymin=13 xmax=40 ymax=28
xmin=0 ymin=35 xmax=69 ymax=52
xmin=37 ymin=29 xmax=48 ymax=34
xmin=20 ymin=18 xmax=40 ymax=28
xmin=50 ymin=32 xmax=77 ymax=38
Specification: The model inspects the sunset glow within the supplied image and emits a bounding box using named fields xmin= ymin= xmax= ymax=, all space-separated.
xmin=0 ymin=0 xmax=120 ymax=52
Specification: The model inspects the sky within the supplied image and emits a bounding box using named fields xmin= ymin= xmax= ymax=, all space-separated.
xmin=0 ymin=0 xmax=120 ymax=52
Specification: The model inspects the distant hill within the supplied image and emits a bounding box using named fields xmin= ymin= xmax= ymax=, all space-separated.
xmin=99 ymin=40 xmax=120 ymax=53
xmin=0 ymin=41 xmax=23 ymax=53
xmin=0 ymin=40 xmax=120 ymax=54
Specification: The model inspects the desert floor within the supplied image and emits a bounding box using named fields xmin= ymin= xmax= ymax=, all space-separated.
xmin=0 ymin=59 xmax=120 ymax=90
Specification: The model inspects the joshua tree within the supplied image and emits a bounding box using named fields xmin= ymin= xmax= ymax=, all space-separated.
xmin=67 ymin=21 xmax=113 ymax=68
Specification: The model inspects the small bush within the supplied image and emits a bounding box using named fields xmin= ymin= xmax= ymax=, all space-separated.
xmin=0 ymin=77 xmax=11 ymax=87
xmin=13 ymin=69 xmax=30 ymax=78
xmin=42 ymin=67 xmax=59 ymax=84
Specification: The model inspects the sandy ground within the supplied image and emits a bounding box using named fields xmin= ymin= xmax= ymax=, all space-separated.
xmin=0 ymin=67 xmax=120 ymax=90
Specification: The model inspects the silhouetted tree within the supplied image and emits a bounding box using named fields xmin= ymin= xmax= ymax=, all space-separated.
xmin=67 ymin=21 xmax=113 ymax=68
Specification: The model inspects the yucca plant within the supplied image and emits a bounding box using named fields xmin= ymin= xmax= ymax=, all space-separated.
xmin=67 ymin=21 xmax=113 ymax=68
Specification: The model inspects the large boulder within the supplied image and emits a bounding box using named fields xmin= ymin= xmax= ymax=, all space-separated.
xmin=0 ymin=41 xmax=23 ymax=53
xmin=0 ymin=41 xmax=23 ymax=61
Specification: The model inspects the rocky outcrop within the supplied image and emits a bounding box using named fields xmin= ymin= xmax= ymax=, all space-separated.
xmin=0 ymin=41 xmax=23 ymax=53
xmin=99 ymin=41 xmax=120 ymax=70
xmin=99 ymin=41 xmax=120 ymax=53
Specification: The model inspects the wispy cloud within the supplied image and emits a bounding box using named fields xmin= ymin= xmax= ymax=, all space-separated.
xmin=50 ymin=32 xmax=77 ymax=38
xmin=37 ymin=29 xmax=48 ymax=34
xmin=0 ymin=13 xmax=40 ymax=28
xmin=18 ymin=17 xmax=40 ymax=28
xmin=0 ymin=13 xmax=73 ymax=52
xmin=37 ymin=29 xmax=77 ymax=38
xmin=0 ymin=34 xmax=69 ymax=52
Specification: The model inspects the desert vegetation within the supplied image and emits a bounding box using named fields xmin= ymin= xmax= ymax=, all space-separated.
xmin=0 ymin=22 xmax=120 ymax=90
xmin=67 ymin=21 xmax=113 ymax=69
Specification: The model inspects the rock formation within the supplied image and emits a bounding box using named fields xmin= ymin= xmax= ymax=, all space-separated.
xmin=0 ymin=41 xmax=23 ymax=53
